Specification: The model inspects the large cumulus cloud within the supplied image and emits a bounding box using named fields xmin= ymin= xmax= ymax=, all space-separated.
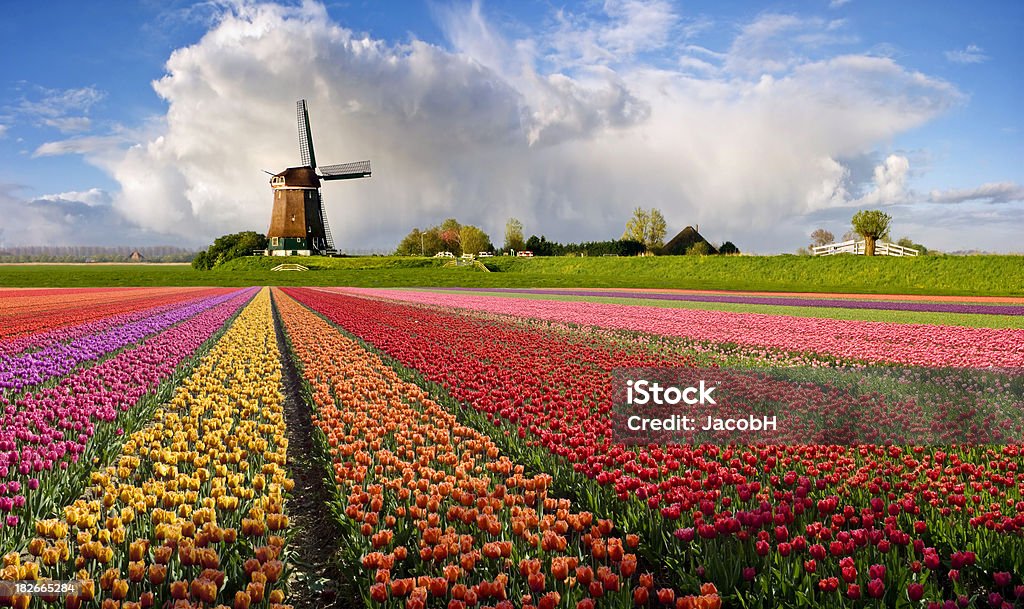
xmin=24 ymin=0 xmax=1021 ymax=252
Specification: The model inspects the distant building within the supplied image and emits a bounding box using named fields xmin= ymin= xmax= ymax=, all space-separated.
xmin=662 ymin=225 xmax=718 ymax=255
xmin=129 ymin=250 xmax=144 ymax=262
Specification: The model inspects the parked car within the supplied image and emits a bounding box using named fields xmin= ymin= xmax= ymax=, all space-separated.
xmin=433 ymin=251 xmax=455 ymax=258
xmin=516 ymin=250 xmax=534 ymax=257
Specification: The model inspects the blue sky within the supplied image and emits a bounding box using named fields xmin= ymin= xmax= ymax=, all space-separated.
xmin=0 ymin=0 xmax=1021 ymax=252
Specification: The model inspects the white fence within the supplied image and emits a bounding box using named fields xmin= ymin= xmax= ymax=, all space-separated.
xmin=811 ymin=239 xmax=919 ymax=257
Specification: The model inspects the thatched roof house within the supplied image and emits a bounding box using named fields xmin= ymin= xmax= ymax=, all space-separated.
xmin=129 ymin=250 xmax=144 ymax=261
xmin=662 ymin=225 xmax=718 ymax=255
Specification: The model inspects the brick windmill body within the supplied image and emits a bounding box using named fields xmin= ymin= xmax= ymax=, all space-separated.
xmin=266 ymin=100 xmax=370 ymax=256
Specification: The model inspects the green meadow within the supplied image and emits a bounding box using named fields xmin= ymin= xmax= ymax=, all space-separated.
xmin=0 ymin=254 xmax=1022 ymax=297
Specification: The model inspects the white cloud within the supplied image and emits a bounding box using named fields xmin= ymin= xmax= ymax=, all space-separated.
xmin=829 ymin=0 xmax=852 ymax=8
xmin=26 ymin=1 xmax=1018 ymax=252
xmin=853 ymin=154 xmax=911 ymax=206
xmin=0 ymin=124 xmax=7 ymax=138
xmin=538 ymin=0 xmax=680 ymax=68
xmin=0 ymin=185 xmax=179 ymax=247
xmin=38 ymin=187 xmax=113 ymax=207
xmin=42 ymin=116 xmax=92 ymax=133
xmin=33 ymin=134 xmax=132 ymax=157
xmin=945 ymin=44 xmax=988 ymax=65
xmin=17 ymin=86 xmax=106 ymax=133
xmin=725 ymin=14 xmax=857 ymax=76
xmin=929 ymin=181 xmax=1024 ymax=204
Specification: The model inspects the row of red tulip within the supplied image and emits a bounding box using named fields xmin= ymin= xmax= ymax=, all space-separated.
xmin=284 ymin=287 xmax=1023 ymax=608
xmin=274 ymin=288 xmax=723 ymax=609
xmin=340 ymin=288 xmax=1024 ymax=368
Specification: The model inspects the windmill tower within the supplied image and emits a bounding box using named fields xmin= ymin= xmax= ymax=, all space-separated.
xmin=266 ymin=100 xmax=371 ymax=256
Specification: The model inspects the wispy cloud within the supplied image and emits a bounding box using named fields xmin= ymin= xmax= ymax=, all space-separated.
xmin=725 ymin=14 xmax=857 ymax=76
xmin=536 ymin=0 xmax=682 ymax=68
xmin=929 ymin=182 xmax=1024 ymax=204
xmin=944 ymin=44 xmax=988 ymax=64
xmin=829 ymin=0 xmax=852 ymax=8
xmin=15 ymin=85 xmax=106 ymax=134
xmin=33 ymin=134 xmax=131 ymax=157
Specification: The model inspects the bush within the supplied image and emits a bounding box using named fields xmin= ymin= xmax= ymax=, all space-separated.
xmin=192 ymin=232 xmax=268 ymax=270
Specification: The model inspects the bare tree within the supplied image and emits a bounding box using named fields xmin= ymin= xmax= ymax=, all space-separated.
xmin=810 ymin=229 xmax=834 ymax=247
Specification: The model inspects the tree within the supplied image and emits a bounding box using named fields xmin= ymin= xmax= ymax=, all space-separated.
xmin=504 ymin=218 xmax=525 ymax=253
xmin=850 ymin=210 xmax=892 ymax=256
xmin=439 ymin=218 xmax=462 ymax=255
xmin=622 ymin=208 xmax=648 ymax=246
xmin=395 ymin=228 xmax=426 ymax=256
xmin=896 ymin=236 xmax=928 ymax=255
xmin=192 ymin=231 xmax=267 ymax=270
xmin=687 ymin=241 xmax=711 ymax=256
xmin=648 ymin=209 xmax=667 ymax=251
xmin=459 ymin=225 xmax=492 ymax=256
xmin=622 ymin=207 xmax=668 ymax=252
xmin=810 ymin=229 xmax=834 ymax=247
xmin=719 ymin=241 xmax=740 ymax=255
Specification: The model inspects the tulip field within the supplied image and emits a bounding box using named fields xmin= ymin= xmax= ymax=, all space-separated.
xmin=1 ymin=285 xmax=1023 ymax=609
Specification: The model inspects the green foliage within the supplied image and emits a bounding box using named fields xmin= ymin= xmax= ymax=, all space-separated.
xmin=523 ymin=236 xmax=645 ymax=257
xmin=192 ymin=231 xmax=267 ymax=270
xmin=719 ymin=241 xmax=740 ymax=255
xmin=395 ymin=228 xmax=425 ymax=256
xmin=851 ymin=210 xmax=892 ymax=239
xmin=504 ymin=218 xmax=525 ymax=253
xmin=395 ymin=220 xmax=491 ymax=257
xmin=622 ymin=207 xmax=668 ymax=252
xmin=851 ymin=210 xmax=892 ymax=255
xmin=2 ymin=255 xmax=1023 ymax=297
xmin=687 ymin=241 xmax=711 ymax=256
xmin=896 ymin=236 xmax=929 ymax=255
xmin=460 ymin=225 xmax=493 ymax=256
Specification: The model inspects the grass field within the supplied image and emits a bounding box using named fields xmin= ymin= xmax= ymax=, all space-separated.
xmin=411 ymin=288 xmax=1024 ymax=328
xmin=0 ymin=253 xmax=1022 ymax=295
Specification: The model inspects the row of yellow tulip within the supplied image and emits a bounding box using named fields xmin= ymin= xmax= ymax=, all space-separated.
xmin=3 ymin=288 xmax=293 ymax=609
xmin=273 ymin=289 xmax=721 ymax=609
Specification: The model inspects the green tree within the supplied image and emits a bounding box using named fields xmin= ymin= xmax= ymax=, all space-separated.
xmin=622 ymin=207 xmax=649 ymax=244
xmin=719 ymin=241 xmax=740 ymax=255
xmin=191 ymin=250 xmax=211 ymax=270
xmin=687 ymin=241 xmax=711 ymax=256
xmin=623 ymin=207 xmax=667 ymax=252
xmin=647 ymin=208 xmax=667 ymax=251
xmin=504 ymin=217 xmax=525 ymax=253
xmin=395 ymin=228 xmax=426 ymax=256
xmin=851 ymin=210 xmax=892 ymax=256
xmin=896 ymin=236 xmax=928 ymax=255
xmin=193 ymin=231 xmax=267 ymax=270
xmin=459 ymin=225 xmax=492 ymax=256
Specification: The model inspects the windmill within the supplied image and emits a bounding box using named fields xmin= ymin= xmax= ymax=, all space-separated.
xmin=266 ymin=99 xmax=370 ymax=256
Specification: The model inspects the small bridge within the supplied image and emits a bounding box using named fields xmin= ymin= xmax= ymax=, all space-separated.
xmin=443 ymin=259 xmax=491 ymax=272
xmin=812 ymin=239 xmax=919 ymax=257
xmin=270 ymin=263 xmax=309 ymax=271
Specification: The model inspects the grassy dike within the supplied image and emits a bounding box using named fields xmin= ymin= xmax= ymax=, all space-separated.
xmin=0 ymin=254 xmax=1021 ymax=296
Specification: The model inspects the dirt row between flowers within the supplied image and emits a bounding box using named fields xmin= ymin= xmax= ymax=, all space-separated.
xmin=271 ymin=296 xmax=356 ymax=609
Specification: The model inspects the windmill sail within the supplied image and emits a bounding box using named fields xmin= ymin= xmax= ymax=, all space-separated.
xmin=316 ymin=191 xmax=335 ymax=250
xmin=297 ymin=100 xmax=317 ymax=169
xmin=320 ymin=160 xmax=372 ymax=181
